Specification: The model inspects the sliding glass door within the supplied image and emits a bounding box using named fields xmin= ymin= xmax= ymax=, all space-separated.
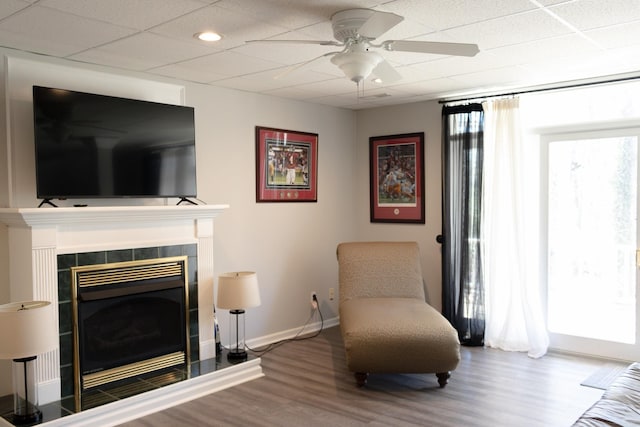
xmin=543 ymin=129 xmax=640 ymax=360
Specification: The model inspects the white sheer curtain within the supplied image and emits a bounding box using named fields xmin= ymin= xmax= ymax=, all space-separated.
xmin=481 ymin=97 xmax=549 ymax=358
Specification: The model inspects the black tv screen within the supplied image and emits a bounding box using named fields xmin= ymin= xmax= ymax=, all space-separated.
xmin=33 ymin=86 xmax=197 ymax=200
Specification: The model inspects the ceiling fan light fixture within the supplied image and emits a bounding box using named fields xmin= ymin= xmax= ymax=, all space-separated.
xmin=194 ymin=31 xmax=222 ymax=42
xmin=330 ymin=50 xmax=382 ymax=83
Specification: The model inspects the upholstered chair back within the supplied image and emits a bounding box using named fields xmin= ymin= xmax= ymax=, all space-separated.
xmin=337 ymin=241 xmax=426 ymax=302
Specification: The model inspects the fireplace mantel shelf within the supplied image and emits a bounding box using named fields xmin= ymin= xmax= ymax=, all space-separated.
xmin=0 ymin=204 xmax=229 ymax=227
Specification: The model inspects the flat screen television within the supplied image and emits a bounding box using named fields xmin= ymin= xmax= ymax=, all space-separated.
xmin=32 ymin=86 xmax=197 ymax=201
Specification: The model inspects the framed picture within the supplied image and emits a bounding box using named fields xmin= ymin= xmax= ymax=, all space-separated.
xmin=256 ymin=126 xmax=318 ymax=202
xmin=369 ymin=132 xmax=425 ymax=223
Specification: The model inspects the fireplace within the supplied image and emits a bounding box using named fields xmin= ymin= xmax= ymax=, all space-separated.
xmin=71 ymin=256 xmax=190 ymax=406
xmin=0 ymin=205 xmax=264 ymax=426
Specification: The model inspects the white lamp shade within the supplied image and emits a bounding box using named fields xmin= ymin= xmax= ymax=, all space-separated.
xmin=216 ymin=272 xmax=261 ymax=310
xmin=0 ymin=301 xmax=58 ymax=359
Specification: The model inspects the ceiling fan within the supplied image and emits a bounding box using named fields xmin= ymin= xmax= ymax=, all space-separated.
xmin=247 ymin=8 xmax=479 ymax=85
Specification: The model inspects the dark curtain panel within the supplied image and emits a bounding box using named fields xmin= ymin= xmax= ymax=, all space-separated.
xmin=441 ymin=104 xmax=485 ymax=346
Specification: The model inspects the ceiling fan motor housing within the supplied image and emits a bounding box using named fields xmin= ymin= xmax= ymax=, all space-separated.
xmin=331 ymin=8 xmax=375 ymax=42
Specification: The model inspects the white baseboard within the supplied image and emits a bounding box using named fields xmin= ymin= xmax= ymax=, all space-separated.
xmin=247 ymin=316 xmax=339 ymax=349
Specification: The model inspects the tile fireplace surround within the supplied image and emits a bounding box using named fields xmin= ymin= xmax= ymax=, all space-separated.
xmin=0 ymin=205 xmax=264 ymax=426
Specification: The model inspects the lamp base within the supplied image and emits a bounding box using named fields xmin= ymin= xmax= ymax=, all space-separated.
xmin=11 ymin=409 xmax=42 ymax=425
xmin=227 ymin=349 xmax=248 ymax=363
xmin=11 ymin=356 xmax=42 ymax=426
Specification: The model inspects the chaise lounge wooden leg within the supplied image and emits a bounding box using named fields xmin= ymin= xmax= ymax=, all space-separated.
xmin=355 ymin=372 xmax=368 ymax=387
xmin=436 ymin=372 xmax=450 ymax=388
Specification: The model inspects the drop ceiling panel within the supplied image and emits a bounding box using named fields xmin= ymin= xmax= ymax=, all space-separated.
xmin=392 ymin=77 xmax=473 ymax=97
xmin=70 ymin=32 xmax=218 ymax=71
xmin=214 ymin=0 xmax=382 ymax=30
xmin=0 ymin=0 xmax=29 ymax=18
xmin=263 ymin=84 xmax=339 ymax=101
xmin=0 ymin=5 xmax=136 ymax=56
xmin=387 ymin=63 xmax=448 ymax=84
xmin=175 ymin=51 xmax=283 ymax=81
xmin=211 ymin=75 xmax=288 ymax=93
xmin=39 ymin=0 xmax=209 ymax=30
xmin=486 ymin=34 xmax=599 ymax=67
xmin=284 ymin=77 xmax=361 ymax=97
xmin=149 ymin=62 xmax=228 ymax=83
xmin=444 ymin=9 xmax=572 ymax=50
xmin=406 ymin=53 xmax=505 ymax=81
xmin=521 ymin=48 xmax=640 ymax=83
xmin=586 ymin=22 xmax=640 ymax=49
xmin=215 ymin=68 xmax=337 ymax=92
xmin=150 ymin=4 xmax=290 ymax=50
xmin=379 ymin=0 xmax=537 ymax=30
xmin=549 ymin=0 xmax=640 ymax=30
xmin=449 ymin=65 xmax=536 ymax=90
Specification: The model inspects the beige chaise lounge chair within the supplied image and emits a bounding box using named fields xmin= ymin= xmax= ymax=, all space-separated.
xmin=337 ymin=241 xmax=461 ymax=387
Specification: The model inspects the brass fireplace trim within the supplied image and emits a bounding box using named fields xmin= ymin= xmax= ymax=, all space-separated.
xmin=76 ymin=262 xmax=184 ymax=288
xmin=71 ymin=256 xmax=191 ymax=411
xmin=82 ymin=351 xmax=186 ymax=389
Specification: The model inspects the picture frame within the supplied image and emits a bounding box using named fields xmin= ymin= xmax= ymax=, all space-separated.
xmin=369 ymin=132 xmax=425 ymax=223
xmin=256 ymin=126 xmax=318 ymax=202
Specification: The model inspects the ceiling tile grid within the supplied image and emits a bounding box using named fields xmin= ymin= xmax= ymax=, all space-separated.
xmin=0 ymin=0 xmax=638 ymax=108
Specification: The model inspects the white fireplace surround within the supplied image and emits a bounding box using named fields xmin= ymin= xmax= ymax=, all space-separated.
xmin=0 ymin=204 xmax=264 ymax=426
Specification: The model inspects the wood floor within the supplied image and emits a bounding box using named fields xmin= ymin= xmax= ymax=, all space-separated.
xmin=117 ymin=326 xmax=619 ymax=427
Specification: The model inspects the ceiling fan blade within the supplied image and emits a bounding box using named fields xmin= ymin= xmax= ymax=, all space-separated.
xmin=372 ymin=59 xmax=402 ymax=83
xmin=358 ymin=11 xmax=404 ymax=39
xmin=274 ymin=51 xmax=341 ymax=80
xmin=385 ymin=40 xmax=479 ymax=57
xmin=246 ymin=39 xmax=342 ymax=47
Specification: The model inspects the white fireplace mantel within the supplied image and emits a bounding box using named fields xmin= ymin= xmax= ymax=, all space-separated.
xmin=0 ymin=204 xmax=263 ymax=426
xmin=0 ymin=204 xmax=229 ymax=227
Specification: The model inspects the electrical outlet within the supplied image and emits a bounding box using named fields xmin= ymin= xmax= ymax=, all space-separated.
xmin=329 ymin=287 xmax=335 ymax=301
xmin=310 ymin=291 xmax=317 ymax=307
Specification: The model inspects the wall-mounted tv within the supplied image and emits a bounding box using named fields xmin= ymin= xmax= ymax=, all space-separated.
xmin=33 ymin=86 xmax=197 ymax=202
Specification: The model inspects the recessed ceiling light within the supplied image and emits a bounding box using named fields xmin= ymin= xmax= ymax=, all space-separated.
xmin=372 ymin=78 xmax=383 ymax=83
xmin=194 ymin=31 xmax=222 ymax=42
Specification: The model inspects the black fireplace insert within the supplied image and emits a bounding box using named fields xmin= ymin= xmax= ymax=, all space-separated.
xmin=72 ymin=257 xmax=190 ymax=398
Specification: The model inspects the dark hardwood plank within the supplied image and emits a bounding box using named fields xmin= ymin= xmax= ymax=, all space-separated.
xmin=117 ymin=326 xmax=617 ymax=427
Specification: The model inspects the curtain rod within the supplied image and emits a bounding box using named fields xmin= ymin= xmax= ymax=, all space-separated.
xmin=438 ymin=73 xmax=640 ymax=105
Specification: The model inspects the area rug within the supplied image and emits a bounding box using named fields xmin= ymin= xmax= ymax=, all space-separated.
xmin=581 ymin=364 xmax=630 ymax=390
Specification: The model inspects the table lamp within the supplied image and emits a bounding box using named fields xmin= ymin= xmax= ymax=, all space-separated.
xmin=0 ymin=301 xmax=58 ymax=425
xmin=216 ymin=272 xmax=261 ymax=362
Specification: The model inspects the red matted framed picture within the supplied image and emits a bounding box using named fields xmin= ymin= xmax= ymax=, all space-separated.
xmin=256 ymin=126 xmax=318 ymax=202
xmin=370 ymin=132 xmax=425 ymax=223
